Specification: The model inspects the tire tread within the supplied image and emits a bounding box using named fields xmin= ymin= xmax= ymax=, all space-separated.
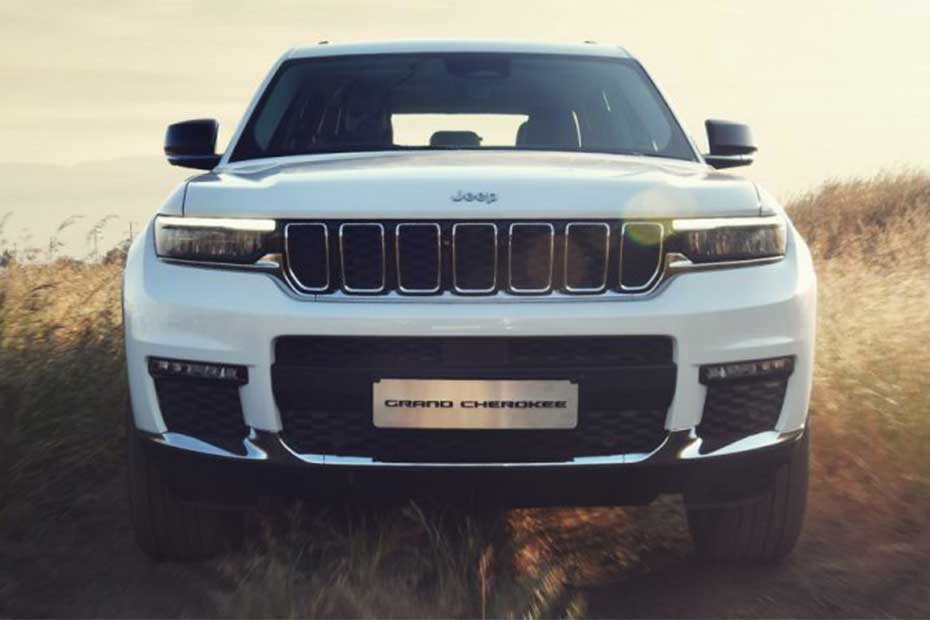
xmin=687 ymin=428 xmax=809 ymax=563
xmin=127 ymin=405 xmax=240 ymax=560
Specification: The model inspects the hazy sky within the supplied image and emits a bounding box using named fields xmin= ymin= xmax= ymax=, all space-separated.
xmin=1 ymin=0 xmax=929 ymax=254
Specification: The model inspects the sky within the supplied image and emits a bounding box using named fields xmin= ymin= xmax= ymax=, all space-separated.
xmin=1 ymin=0 xmax=929 ymax=256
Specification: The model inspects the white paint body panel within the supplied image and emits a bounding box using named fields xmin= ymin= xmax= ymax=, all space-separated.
xmin=188 ymin=152 xmax=760 ymax=221
xmin=124 ymin=217 xmax=816 ymax=437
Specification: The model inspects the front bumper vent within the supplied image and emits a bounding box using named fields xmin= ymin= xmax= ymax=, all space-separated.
xmin=698 ymin=377 xmax=789 ymax=449
xmin=153 ymin=377 xmax=249 ymax=452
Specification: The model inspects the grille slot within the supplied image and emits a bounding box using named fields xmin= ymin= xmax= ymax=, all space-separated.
xmin=340 ymin=223 xmax=385 ymax=293
xmin=509 ymin=223 xmax=554 ymax=293
xmin=154 ymin=377 xmax=248 ymax=453
xmin=396 ymin=223 xmax=441 ymax=293
xmin=285 ymin=223 xmax=329 ymax=291
xmin=453 ymin=223 xmax=497 ymax=293
xmin=620 ymin=222 xmax=664 ymax=291
xmin=565 ymin=222 xmax=610 ymax=292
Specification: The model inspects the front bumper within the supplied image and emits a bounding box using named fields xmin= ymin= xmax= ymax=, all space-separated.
xmin=124 ymin=218 xmax=816 ymax=468
xmin=141 ymin=427 xmax=807 ymax=507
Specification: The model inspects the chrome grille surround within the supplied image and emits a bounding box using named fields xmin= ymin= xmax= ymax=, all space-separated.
xmin=284 ymin=220 xmax=686 ymax=299
xmin=284 ymin=222 xmax=330 ymax=292
xmin=339 ymin=223 xmax=386 ymax=293
xmin=619 ymin=221 xmax=664 ymax=292
xmin=452 ymin=223 xmax=498 ymax=294
xmin=508 ymin=222 xmax=555 ymax=294
xmin=395 ymin=223 xmax=441 ymax=294
xmin=564 ymin=222 xmax=611 ymax=293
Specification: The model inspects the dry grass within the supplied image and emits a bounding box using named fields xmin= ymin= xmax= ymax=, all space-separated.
xmin=1 ymin=170 xmax=929 ymax=617
xmin=792 ymin=172 xmax=930 ymax=511
xmin=213 ymin=503 xmax=559 ymax=619
xmin=0 ymin=260 xmax=125 ymax=529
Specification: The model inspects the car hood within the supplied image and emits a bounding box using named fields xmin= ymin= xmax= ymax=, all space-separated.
xmin=181 ymin=151 xmax=761 ymax=220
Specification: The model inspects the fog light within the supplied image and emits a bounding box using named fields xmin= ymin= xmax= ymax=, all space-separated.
xmin=699 ymin=356 xmax=794 ymax=384
xmin=148 ymin=357 xmax=248 ymax=384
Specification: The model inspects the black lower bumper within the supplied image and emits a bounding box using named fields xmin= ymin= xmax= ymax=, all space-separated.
xmin=141 ymin=428 xmax=806 ymax=509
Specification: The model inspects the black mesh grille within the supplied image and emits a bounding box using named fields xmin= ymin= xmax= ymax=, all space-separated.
xmin=154 ymin=377 xmax=248 ymax=452
xmin=565 ymin=223 xmax=609 ymax=291
xmin=698 ymin=377 xmax=788 ymax=449
xmin=620 ymin=223 xmax=663 ymax=290
xmin=508 ymin=336 xmax=672 ymax=366
xmin=340 ymin=224 xmax=384 ymax=291
xmin=397 ymin=224 xmax=440 ymax=292
xmin=277 ymin=337 xmax=445 ymax=368
xmin=275 ymin=336 xmax=673 ymax=369
xmin=273 ymin=335 xmax=675 ymax=463
xmin=453 ymin=224 xmax=497 ymax=292
xmin=280 ymin=407 xmax=668 ymax=462
xmin=509 ymin=224 xmax=554 ymax=291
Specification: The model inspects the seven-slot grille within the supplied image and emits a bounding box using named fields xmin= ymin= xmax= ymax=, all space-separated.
xmin=285 ymin=220 xmax=664 ymax=296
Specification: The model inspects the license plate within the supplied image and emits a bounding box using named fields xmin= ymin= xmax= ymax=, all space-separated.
xmin=373 ymin=379 xmax=578 ymax=429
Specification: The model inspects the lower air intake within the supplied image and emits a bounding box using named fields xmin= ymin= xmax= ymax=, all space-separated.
xmin=154 ymin=377 xmax=249 ymax=453
xmin=698 ymin=377 xmax=788 ymax=450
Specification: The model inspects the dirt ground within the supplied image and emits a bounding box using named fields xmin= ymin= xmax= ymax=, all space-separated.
xmin=2 ymin=461 xmax=927 ymax=619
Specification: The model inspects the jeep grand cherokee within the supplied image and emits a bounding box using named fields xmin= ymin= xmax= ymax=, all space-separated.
xmin=124 ymin=40 xmax=816 ymax=561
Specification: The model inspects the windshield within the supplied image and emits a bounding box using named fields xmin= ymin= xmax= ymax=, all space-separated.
xmin=229 ymin=53 xmax=696 ymax=162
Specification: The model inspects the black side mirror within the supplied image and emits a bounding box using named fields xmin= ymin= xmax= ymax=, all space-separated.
xmin=164 ymin=119 xmax=221 ymax=170
xmin=703 ymin=119 xmax=756 ymax=169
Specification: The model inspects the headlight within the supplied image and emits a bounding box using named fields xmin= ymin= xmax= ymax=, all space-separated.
xmin=154 ymin=216 xmax=280 ymax=265
xmin=670 ymin=214 xmax=786 ymax=263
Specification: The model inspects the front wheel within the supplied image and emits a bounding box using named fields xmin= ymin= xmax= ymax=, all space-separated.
xmin=686 ymin=427 xmax=810 ymax=563
xmin=127 ymin=404 xmax=243 ymax=560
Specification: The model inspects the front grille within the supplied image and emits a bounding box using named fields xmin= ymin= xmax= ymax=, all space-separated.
xmin=284 ymin=220 xmax=665 ymax=296
xmin=273 ymin=335 xmax=675 ymax=463
xmin=698 ymin=377 xmax=788 ymax=449
xmin=153 ymin=377 xmax=248 ymax=452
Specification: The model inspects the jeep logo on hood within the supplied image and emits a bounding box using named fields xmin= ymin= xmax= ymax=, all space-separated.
xmin=451 ymin=190 xmax=497 ymax=204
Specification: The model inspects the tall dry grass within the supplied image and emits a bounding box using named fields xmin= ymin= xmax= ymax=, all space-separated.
xmin=0 ymin=261 xmax=125 ymax=527
xmin=1 ymin=171 xmax=929 ymax=617
xmin=791 ymin=172 xmax=930 ymax=512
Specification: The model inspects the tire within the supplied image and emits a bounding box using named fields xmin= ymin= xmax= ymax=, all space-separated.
xmin=686 ymin=426 xmax=810 ymax=563
xmin=127 ymin=404 xmax=243 ymax=560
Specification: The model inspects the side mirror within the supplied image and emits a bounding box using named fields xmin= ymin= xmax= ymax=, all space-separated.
xmin=164 ymin=119 xmax=221 ymax=170
xmin=703 ymin=119 xmax=756 ymax=169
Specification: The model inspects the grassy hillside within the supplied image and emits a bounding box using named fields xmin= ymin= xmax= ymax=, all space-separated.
xmin=1 ymin=171 xmax=929 ymax=617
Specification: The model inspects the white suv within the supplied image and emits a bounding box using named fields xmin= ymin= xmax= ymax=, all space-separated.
xmin=124 ymin=41 xmax=816 ymax=561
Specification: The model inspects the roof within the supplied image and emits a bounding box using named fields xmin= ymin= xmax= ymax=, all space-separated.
xmin=287 ymin=39 xmax=632 ymax=60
